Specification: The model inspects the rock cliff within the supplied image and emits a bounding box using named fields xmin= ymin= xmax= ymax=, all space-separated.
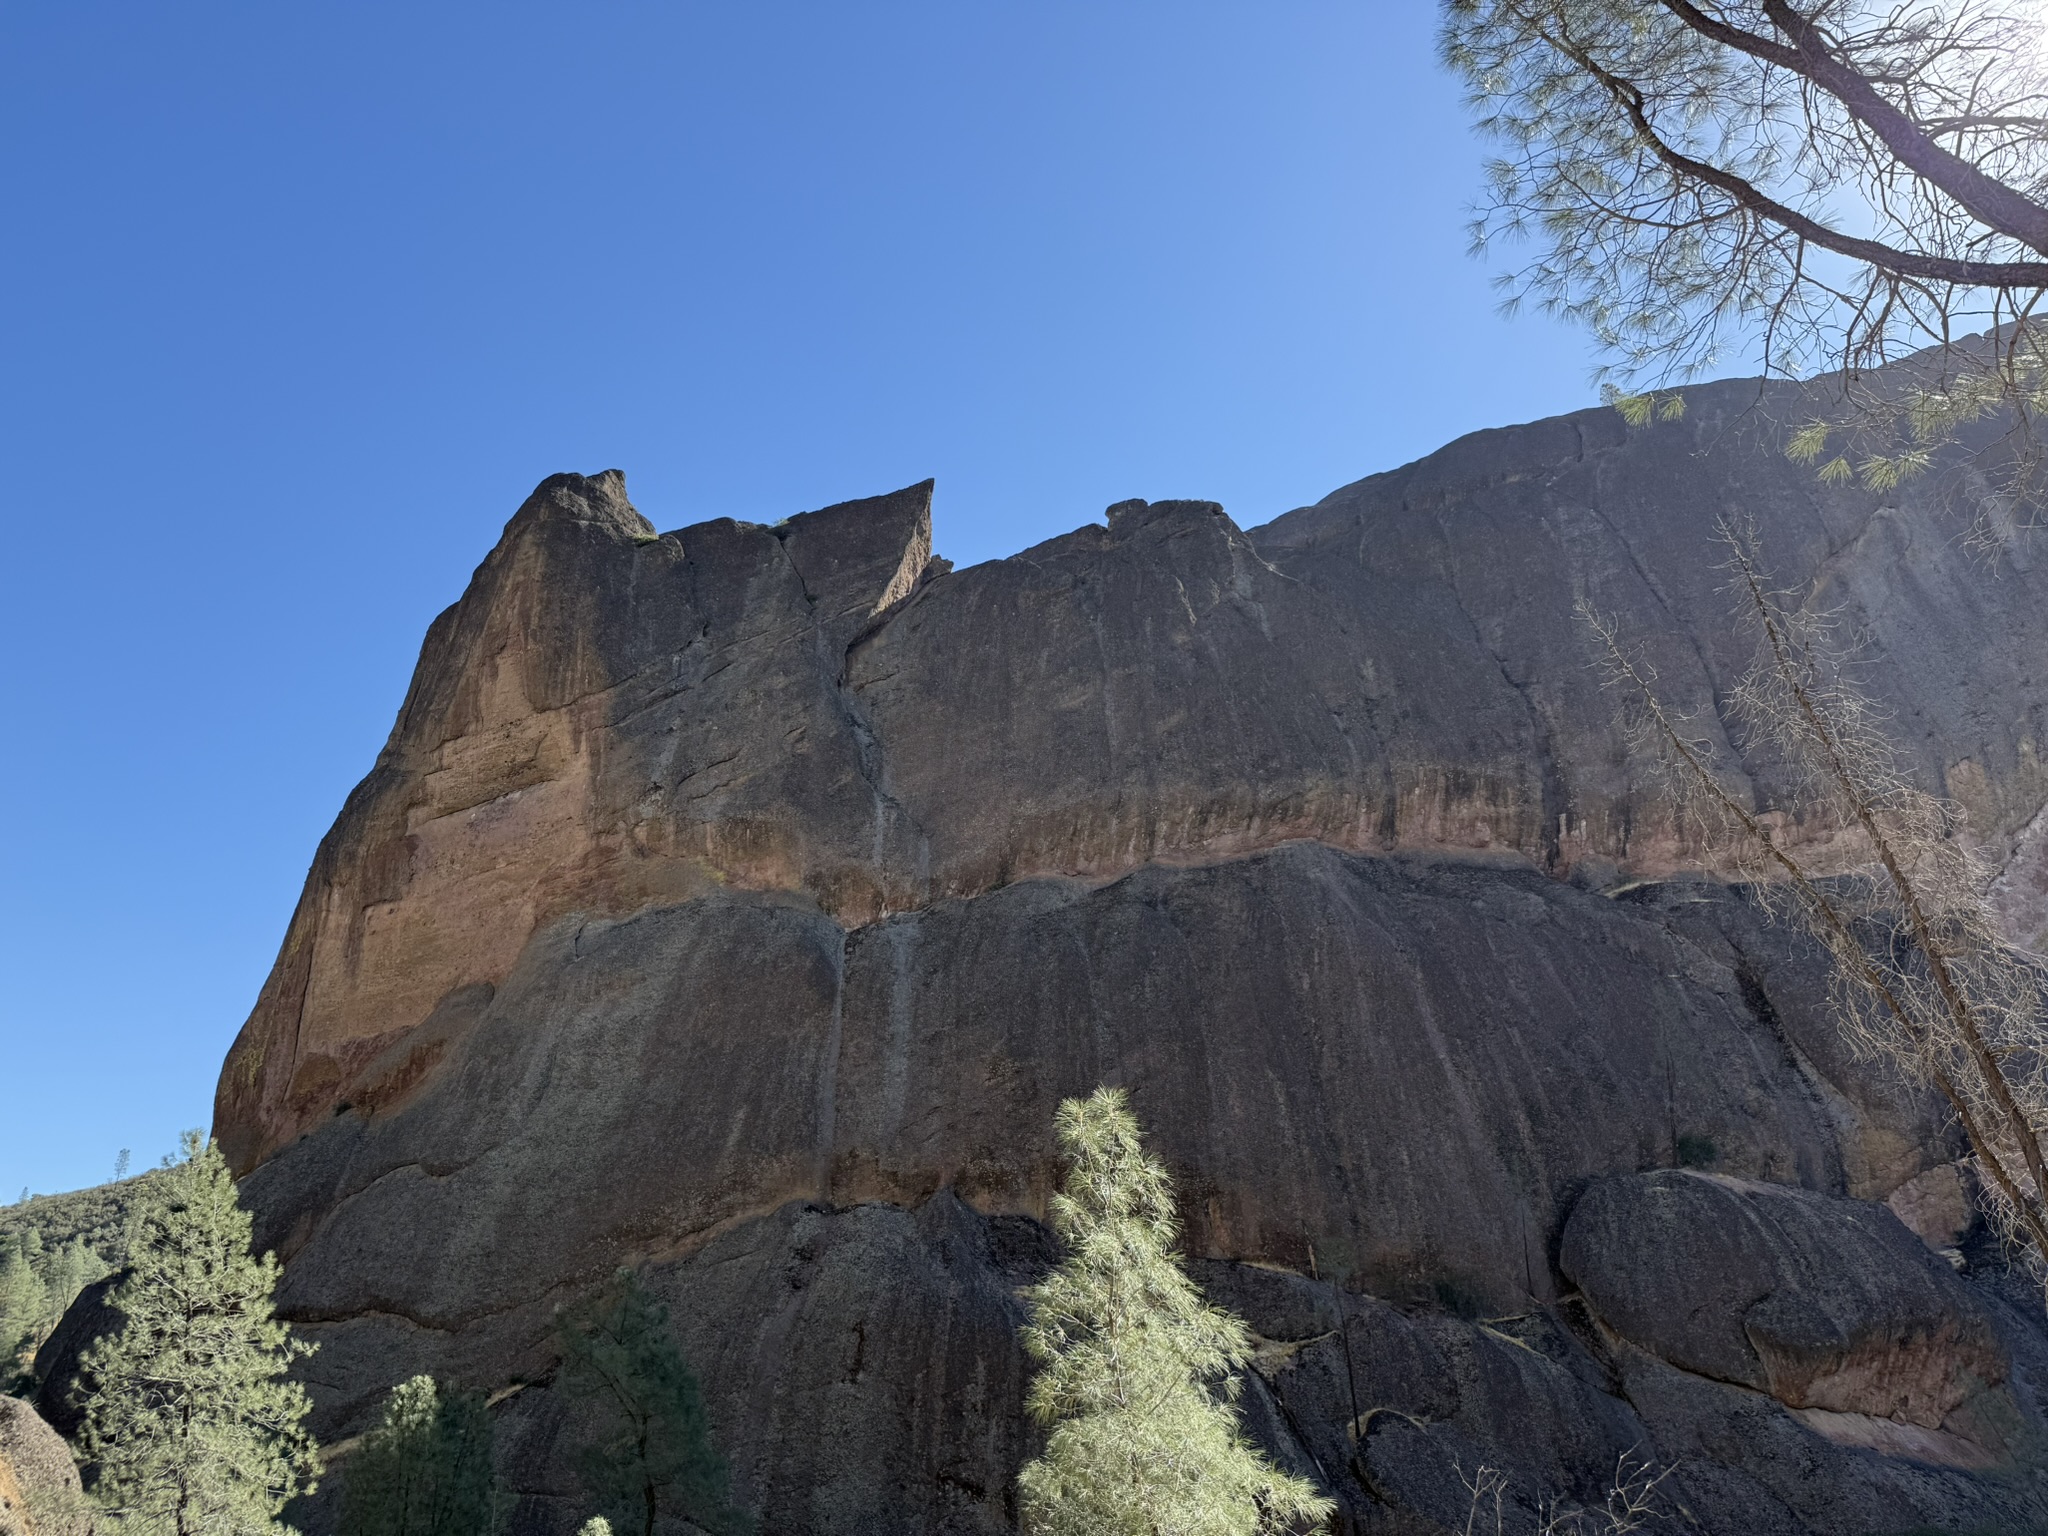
xmin=202 ymin=374 xmax=2048 ymax=1532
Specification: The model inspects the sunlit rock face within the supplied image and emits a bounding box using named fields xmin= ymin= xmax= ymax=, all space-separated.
xmin=0 ymin=1397 xmax=90 ymax=1536
xmin=205 ymin=375 xmax=2048 ymax=1533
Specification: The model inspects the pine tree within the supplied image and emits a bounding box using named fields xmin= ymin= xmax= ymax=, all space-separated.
xmin=557 ymin=1270 xmax=744 ymax=1536
xmin=45 ymin=1235 xmax=111 ymax=1325
xmin=81 ymin=1130 xmax=320 ymax=1536
xmin=340 ymin=1375 xmax=496 ymax=1536
xmin=1018 ymin=1087 xmax=1334 ymax=1536
xmin=0 ymin=1233 xmax=49 ymax=1381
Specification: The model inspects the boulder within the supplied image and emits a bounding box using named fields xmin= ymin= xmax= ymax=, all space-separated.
xmin=0 ymin=1396 xmax=89 ymax=1536
xmin=1561 ymin=1171 xmax=2017 ymax=1455
xmin=30 ymin=1278 xmax=119 ymax=1448
xmin=1887 ymin=1161 xmax=1977 ymax=1253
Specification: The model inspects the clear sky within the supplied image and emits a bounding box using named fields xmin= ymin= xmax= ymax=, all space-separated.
xmin=1 ymin=3 xmax=1601 ymax=1199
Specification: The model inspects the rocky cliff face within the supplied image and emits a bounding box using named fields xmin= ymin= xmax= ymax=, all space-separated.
xmin=207 ymin=375 xmax=2048 ymax=1533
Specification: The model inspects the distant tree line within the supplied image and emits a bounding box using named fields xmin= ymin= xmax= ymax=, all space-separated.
xmin=1 ymin=1155 xmax=168 ymax=1391
xmin=1 ymin=1160 xmax=154 ymax=1270
xmin=0 ymin=1228 xmax=110 ymax=1390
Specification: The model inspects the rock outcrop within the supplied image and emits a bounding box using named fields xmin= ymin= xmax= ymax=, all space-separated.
xmin=31 ymin=1276 xmax=119 ymax=1446
xmin=1562 ymin=1170 xmax=2015 ymax=1463
xmin=192 ymin=372 xmax=2048 ymax=1532
xmin=0 ymin=1397 xmax=89 ymax=1536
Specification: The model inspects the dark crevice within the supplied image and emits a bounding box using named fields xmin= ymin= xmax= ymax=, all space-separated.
xmin=768 ymin=524 xmax=935 ymax=902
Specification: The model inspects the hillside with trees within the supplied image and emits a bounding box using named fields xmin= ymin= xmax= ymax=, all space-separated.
xmin=0 ymin=1177 xmax=157 ymax=1393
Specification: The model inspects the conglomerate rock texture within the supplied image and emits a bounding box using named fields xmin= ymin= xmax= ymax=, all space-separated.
xmin=199 ymin=374 xmax=2048 ymax=1532
xmin=0 ymin=1396 xmax=90 ymax=1536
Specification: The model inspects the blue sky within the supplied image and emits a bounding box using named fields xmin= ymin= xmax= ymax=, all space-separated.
xmin=1 ymin=3 xmax=1600 ymax=1199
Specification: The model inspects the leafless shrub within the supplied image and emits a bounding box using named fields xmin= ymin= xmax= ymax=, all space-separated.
xmin=1581 ymin=520 xmax=2048 ymax=1275
xmin=1457 ymin=1451 xmax=1672 ymax=1535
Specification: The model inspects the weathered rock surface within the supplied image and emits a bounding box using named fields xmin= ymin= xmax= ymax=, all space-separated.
xmin=0 ymin=1397 xmax=89 ymax=1536
xmin=1887 ymin=1161 xmax=1978 ymax=1252
xmin=30 ymin=1276 xmax=118 ymax=1446
xmin=185 ymin=372 xmax=2048 ymax=1532
xmin=218 ymin=381 xmax=2048 ymax=1174
xmin=1561 ymin=1171 xmax=2016 ymax=1460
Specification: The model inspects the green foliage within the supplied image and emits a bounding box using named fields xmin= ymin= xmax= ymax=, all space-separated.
xmin=1784 ymin=421 xmax=1831 ymax=466
xmin=1854 ymin=449 xmax=1935 ymax=492
xmin=0 ymin=1232 xmax=51 ymax=1380
xmin=340 ymin=1375 xmax=497 ymax=1536
xmin=1447 ymin=1 xmax=2048 ymax=520
xmin=1783 ymin=368 xmax=2019 ymax=492
xmin=81 ymin=1131 xmax=319 ymax=1536
xmin=575 ymin=1522 xmax=614 ymax=1536
xmin=47 ymin=1235 xmax=111 ymax=1319
xmin=1674 ymin=1134 xmax=1717 ymax=1171
xmin=0 ymin=1169 xmax=161 ymax=1274
xmin=1017 ymin=1087 xmax=1334 ymax=1536
xmin=557 ymin=1269 xmax=744 ymax=1536
xmin=1442 ymin=1 xmax=2048 ymax=378
xmin=0 ymin=1223 xmax=112 ymax=1388
xmin=1603 ymin=387 xmax=1685 ymax=427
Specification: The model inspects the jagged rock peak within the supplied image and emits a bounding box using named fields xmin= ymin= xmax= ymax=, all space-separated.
xmin=776 ymin=479 xmax=934 ymax=650
xmin=1104 ymin=496 xmax=1229 ymax=534
xmin=502 ymin=467 xmax=653 ymax=542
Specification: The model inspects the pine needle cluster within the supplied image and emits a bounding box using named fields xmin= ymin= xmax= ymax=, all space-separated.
xmin=1445 ymin=0 xmax=2048 ymax=525
xmin=1018 ymin=1087 xmax=1333 ymax=1536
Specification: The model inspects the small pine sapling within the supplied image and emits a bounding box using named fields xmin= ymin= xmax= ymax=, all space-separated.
xmin=557 ymin=1269 xmax=745 ymax=1536
xmin=340 ymin=1374 xmax=498 ymax=1536
xmin=1018 ymin=1086 xmax=1334 ymax=1536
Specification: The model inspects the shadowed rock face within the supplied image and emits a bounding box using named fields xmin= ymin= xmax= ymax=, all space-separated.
xmin=196 ymin=375 xmax=2048 ymax=1533
xmin=1562 ymin=1171 xmax=2013 ymax=1457
xmin=30 ymin=1275 xmax=118 ymax=1445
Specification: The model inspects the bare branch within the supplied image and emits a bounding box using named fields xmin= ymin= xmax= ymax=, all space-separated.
xmin=1558 ymin=28 xmax=2048 ymax=285
xmin=1445 ymin=0 xmax=2048 ymax=518
xmin=1579 ymin=556 xmax=2048 ymax=1270
xmin=1652 ymin=0 xmax=2048 ymax=253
